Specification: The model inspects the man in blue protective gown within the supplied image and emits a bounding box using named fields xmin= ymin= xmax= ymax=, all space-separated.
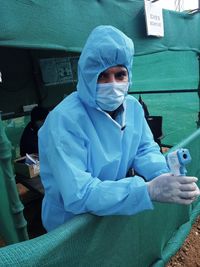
xmin=39 ymin=25 xmax=200 ymax=232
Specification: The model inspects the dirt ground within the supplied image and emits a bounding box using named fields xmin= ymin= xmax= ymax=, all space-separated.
xmin=166 ymin=216 xmax=200 ymax=267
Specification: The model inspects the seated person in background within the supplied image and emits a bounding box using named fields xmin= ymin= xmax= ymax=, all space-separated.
xmin=20 ymin=106 xmax=49 ymax=157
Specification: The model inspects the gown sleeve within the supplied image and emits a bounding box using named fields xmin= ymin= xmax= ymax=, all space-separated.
xmin=133 ymin=117 xmax=169 ymax=181
xmin=45 ymin=126 xmax=154 ymax=216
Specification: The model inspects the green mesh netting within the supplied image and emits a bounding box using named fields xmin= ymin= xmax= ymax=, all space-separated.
xmin=132 ymin=92 xmax=199 ymax=146
xmin=0 ymin=128 xmax=199 ymax=267
xmin=0 ymin=1 xmax=200 ymax=147
xmin=0 ymin=120 xmax=28 ymax=245
xmin=0 ymin=1 xmax=200 ymax=54
xmin=132 ymin=51 xmax=199 ymax=91
xmin=0 ymin=1 xmax=200 ymax=266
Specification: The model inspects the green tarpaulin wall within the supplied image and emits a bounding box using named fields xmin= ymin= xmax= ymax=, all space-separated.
xmin=0 ymin=1 xmax=199 ymax=146
xmin=0 ymin=1 xmax=200 ymax=53
xmin=0 ymin=0 xmax=200 ymax=266
xmin=0 ymin=128 xmax=200 ymax=267
xmin=0 ymin=120 xmax=28 ymax=245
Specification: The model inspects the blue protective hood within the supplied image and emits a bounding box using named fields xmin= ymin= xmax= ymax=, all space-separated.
xmin=77 ymin=25 xmax=134 ymax=108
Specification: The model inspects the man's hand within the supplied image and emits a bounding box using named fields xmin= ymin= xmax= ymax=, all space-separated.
xmin=147 ymin=173 xmax=200 ymax=205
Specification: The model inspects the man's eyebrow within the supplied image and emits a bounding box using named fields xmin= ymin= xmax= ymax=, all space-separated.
xmin=117 ymin=70 xmax=127 ymax=73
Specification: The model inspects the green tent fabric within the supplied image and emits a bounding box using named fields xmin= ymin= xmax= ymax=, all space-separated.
xmin=0 ymin=1 xmax=200 ymax=93
xmin=0 ymin=120 xmax=28 ymax=245
xmin=131 ymin=92 xmax=199 ymax=146
xmin=0 ymin=0 xmax=199 ymax=146
xmin=0 ymin=128 xmax=199 ymax=267
xmin=0 ymin=1 xmax=200 ymax=266
xmin=132 ymin=51 xmax=199 ymax=91
xmin=0 ymin=1 xmax=200 ymax=55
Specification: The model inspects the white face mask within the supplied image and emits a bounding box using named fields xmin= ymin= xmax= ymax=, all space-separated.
xmin=96 ymin=82 xmax=129 ymax=111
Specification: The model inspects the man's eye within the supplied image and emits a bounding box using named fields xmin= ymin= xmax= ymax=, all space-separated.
xmin=115 ymin=71 xmax=127 ymax=79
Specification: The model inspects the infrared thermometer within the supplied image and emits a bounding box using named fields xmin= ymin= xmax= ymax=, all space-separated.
xmin=166 ymin=148 xmax=191 ymax=176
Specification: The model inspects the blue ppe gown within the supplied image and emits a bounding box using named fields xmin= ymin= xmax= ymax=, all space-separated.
xmin=39 ymin=25 xmax=169 ymax=231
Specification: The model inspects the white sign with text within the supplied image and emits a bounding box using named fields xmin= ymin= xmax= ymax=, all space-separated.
xmin=144 ymin=0 xmax=164 ymax=37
